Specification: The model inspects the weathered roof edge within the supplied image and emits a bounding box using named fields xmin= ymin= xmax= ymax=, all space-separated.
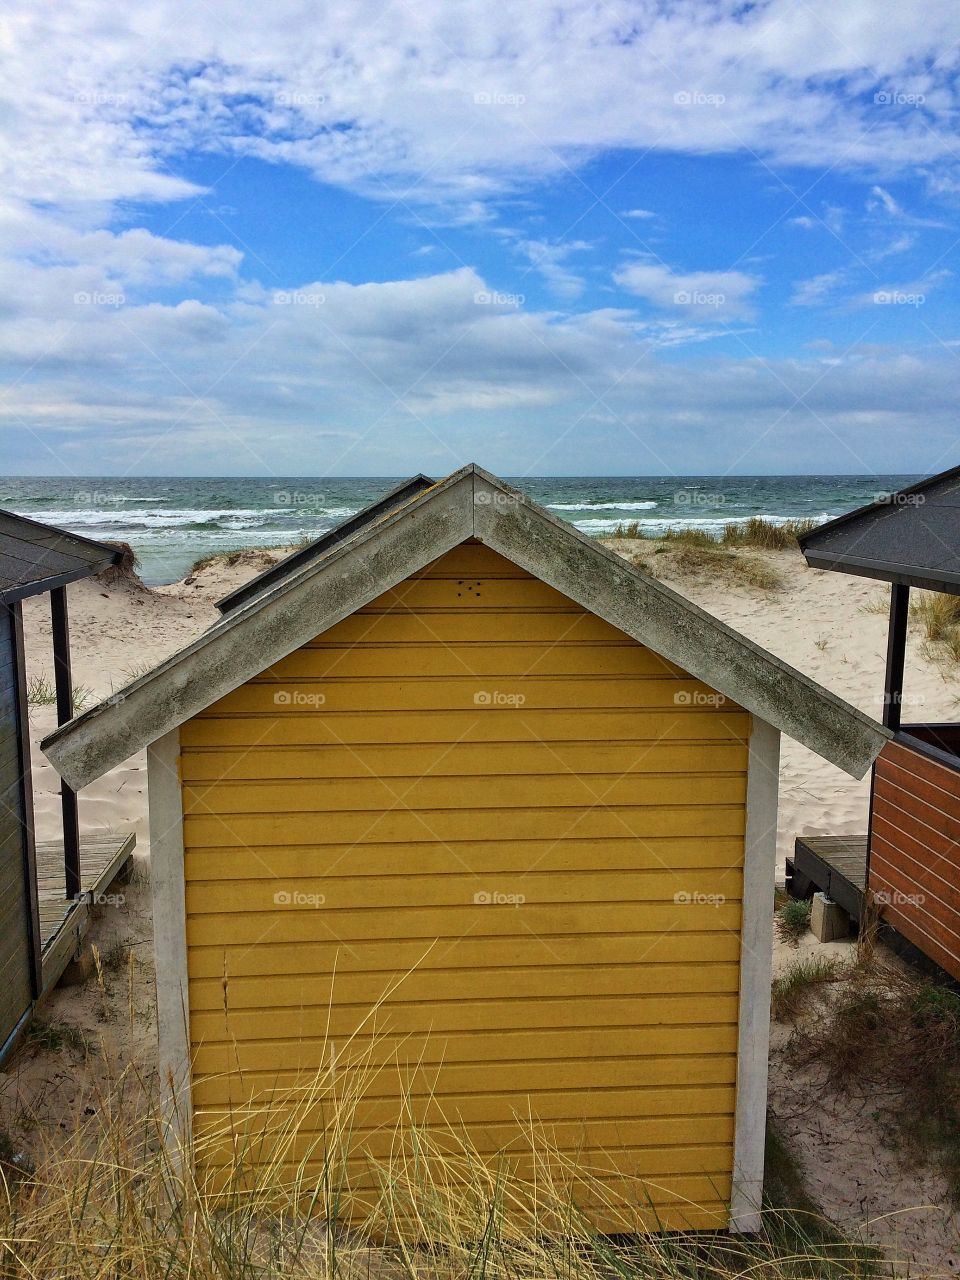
xmin=798 ymin=465 xmax=960 ymax=591
xmin=469 ymin=466 xmax=888 ymax=778
xmin=43 ymin=463 xmax=889 ymax=789
xmin=0 ymin=508 xmax=122 ymax=603
xmin=216 ymin=473 xmax=436 ymax=613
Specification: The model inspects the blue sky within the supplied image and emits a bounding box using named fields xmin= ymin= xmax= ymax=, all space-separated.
xmin=3 ymin=1 xmax=960 ymax=477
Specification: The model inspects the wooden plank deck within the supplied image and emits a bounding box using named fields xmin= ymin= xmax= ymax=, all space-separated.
xmin=36 ymin=832 xmax=136 ymax=993
xmin=789 ymin=834 xmax=867 ymax=923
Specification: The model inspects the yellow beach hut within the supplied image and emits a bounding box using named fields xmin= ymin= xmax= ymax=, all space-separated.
xmin=42 ymin=465 xmax=887 ymax=1234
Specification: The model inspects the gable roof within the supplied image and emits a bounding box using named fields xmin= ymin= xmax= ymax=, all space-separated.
xmin=0 ymin=509 xmax=121 ymax=605
xmin=42 ymin=464 xmax=889 ymax=788
xmin=216 ymin=474 xmax=435 ymax=614
xmin=799 ymin=466 xmax=960 ymax=594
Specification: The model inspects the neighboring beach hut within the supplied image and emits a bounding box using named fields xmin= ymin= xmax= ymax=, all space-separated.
xmin=42 ymin=466 xmax=886 ymax=1233
xmin=0 ymin=511 xmax=134 ymax=1060
xmin=796 ymin=466 xmax=960 ymax=979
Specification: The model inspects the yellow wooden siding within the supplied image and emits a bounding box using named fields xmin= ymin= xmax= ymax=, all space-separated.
xmin=180 ymin=542 xmax=750 ymax=1231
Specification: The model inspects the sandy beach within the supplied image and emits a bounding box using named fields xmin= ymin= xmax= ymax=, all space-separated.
xmin=7 ymin=538 xmax=960 ymax=1274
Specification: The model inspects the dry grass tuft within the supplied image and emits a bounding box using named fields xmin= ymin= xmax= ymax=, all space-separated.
xmin=775 ymin=898 xmax=813 ymax=948
xmin=786 ymin=955 xmax=960 ymax=1202
xmin=660 ymin=543 xmax=784 ymax=592
xmin=772 ymin=955 xmax=844 ymax=1022
xmin=721 ymin=518 xmax=819 ymax=549
xmin=95 ymin=540 xmax=142 ymax=585
xmin=0 ymin=1055 xmax=894 ymax=1279
xmin=911 ymin=591 xmax=960 ymax=676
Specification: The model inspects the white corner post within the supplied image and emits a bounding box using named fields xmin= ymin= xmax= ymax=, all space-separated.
xmin=147 ymin=727 xmax=193 ymax=1164
xmin=730 ymin=716 xmax=780 ymax=1233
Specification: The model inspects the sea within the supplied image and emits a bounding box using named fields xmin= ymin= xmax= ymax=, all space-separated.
xmin=0 ymin=475 xmax=918 ymax=587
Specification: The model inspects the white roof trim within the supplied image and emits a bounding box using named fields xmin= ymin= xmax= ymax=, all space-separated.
xmin=43 ymin=464 xmax=888 ymax=789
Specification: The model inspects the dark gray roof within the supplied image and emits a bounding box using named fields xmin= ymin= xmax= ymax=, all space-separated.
xmin=799 ymin=466 xmax=960 ymax=594
xmin=216 ymin=474 xmax=435 ymax=613
xmin=0 ymin=509 xmax=121 ymax=604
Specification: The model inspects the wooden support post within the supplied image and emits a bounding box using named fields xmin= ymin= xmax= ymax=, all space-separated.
xmin=11 ymin=602 xmax=42 ymax=996
xmin=51 ymin=586 xmax=81 ymax=901
xmin=883 ymin=582 xmax=909 ymax=731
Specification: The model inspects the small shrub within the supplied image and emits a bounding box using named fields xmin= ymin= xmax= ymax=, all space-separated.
xmin=660 ymin=542 xmax=784 ymax=591
xmin=26 ymin=674 xmax=92 ymax=711
xmin=610 ymin=520 xmax=641 ymax=539
xmin=912 ymin=590 xmax=960 ymax=674
xmin=660 ymin=526 xmax=718 ymax=548
xmin=26 ymin=674 xmax=56 ymax=705
xmin=722 ymin=517 xmax=819 ymax=549
xmin=99 ymin=939 xmax=133 ymax=973
xmin=772 ymin=955 xmax=842 ymax=1021
xmin=858 ymin=595 xmax=889 ymax=616
xmin=23 ymin=1018 xmax=88 ymax=1055
xmin=911 ymin=590 xmax=960 ymax=643
xmin=775 ymin=897 xmax=812 ymax=946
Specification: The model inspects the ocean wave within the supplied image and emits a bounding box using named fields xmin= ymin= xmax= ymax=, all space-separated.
xmin=572 ymin=512 xmax=828 ymax=534
xmin=15 ymin=505 xmax=357 ymax=530
xmin=549 ymin=500 xmax=658 ymax=511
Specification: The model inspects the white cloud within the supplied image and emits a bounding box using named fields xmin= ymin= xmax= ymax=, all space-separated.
xmin=867 ymin=185 xmax=952 ymax=229
xmin=2 ymin=262 xmax=955 ymax=476
xmin=622 ymin=209 xmax=656 ymax=220
xmin=790 ymin=271 xmax=847 ymax=307
xmin=512 ymin=239 xmax=592 ymax=298
xmin=614 ymin=261 xmax=762 ymax=320
xmin=2 ymin=1 xmax=960 ymax=223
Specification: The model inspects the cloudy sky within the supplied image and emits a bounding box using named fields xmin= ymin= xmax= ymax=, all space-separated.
xmin=3 ymin=1 xmax=960 ymax=476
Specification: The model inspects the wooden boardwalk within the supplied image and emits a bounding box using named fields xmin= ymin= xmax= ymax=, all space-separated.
xmin=36 ymin=832 xmax=136 ymax=993
xmin=788 ymin=834 xmax=867 ymax=922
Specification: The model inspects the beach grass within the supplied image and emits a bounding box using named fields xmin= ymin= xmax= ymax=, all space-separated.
xmin=608 ymin=517 xmax=818 ymax=550
xmin=651 ymin=541 xmax=785 ymax=591
xmin=787 ymin=957 xmax=960 ymax=1203
xmin=26 ymin=673 xmax=93 ymax=711
xmin=772 ymin=955 xmax=844 ymax=1021
xmin=912 ymin=591 xmax=960 ymax=673
xmin=0 ymin=1060 xmax=894 ymax=1280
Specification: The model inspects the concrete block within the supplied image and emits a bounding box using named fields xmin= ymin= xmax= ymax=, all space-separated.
xmin=810 ymin=891 xmax=848 ymax=943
